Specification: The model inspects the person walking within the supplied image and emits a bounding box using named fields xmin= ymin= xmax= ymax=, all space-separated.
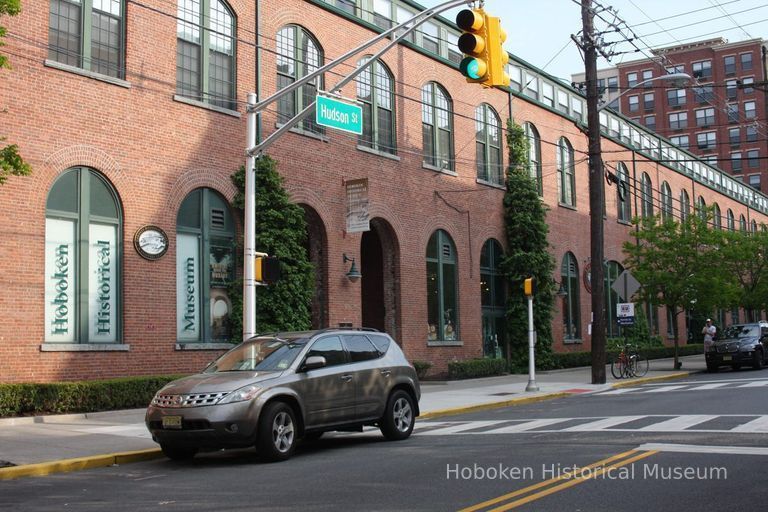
xmin=702 ymin=318 xmax=716 ymax=348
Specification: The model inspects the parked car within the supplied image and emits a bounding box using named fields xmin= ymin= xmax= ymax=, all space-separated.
xmin=145 ymin=328 xmax=420 ymax=462
xmin=705 ymin=322 xmax=768 ymax=372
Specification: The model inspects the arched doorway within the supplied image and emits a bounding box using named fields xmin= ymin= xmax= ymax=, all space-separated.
xmin=301 ymin=205 xmax=328 ymax=329
xmin=360 ymin=218 xmax=400 ymax=341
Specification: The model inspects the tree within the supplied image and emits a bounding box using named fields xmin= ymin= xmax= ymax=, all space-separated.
xmin=501 ymin=120 xmax=555 ymax=370
xmin=1 ymin=0 xmax=31 ymax=185
xmin=622 ymin=210 xmax=728 ymax=368
xmin=717 ymin=228 xmax=768 ymax=318
xmin=230 ymin=156 xmax=314 ymax=335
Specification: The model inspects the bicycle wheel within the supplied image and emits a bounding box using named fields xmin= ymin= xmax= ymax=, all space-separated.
xmin=633 ymin=353 xmax=649 ymax=377
xmin=610 ymin=355 xmax=625 ymax=379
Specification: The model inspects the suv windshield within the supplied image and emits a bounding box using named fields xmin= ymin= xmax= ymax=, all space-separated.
xmin=205 ymin=337 xmax=307 ymax=373
xmin=722 ymin=324 xmax=760 ymax=339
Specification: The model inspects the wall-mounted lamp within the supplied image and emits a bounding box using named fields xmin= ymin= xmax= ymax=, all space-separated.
xmin=556 ymin=281 xmax=568 ymax=297
xmin=343 ymin=253 xmax=361 ymax=282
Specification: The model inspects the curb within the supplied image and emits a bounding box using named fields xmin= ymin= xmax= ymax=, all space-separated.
xmin=0 ymin=448 xmax=163 ymax=480
xmin=610 ymin=371 xmax=691 ymax=389
xmin=420 ymin=392 xmax=573 ymax=420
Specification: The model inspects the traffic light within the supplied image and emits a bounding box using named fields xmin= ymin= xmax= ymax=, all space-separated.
xmin=524 ymin=277 xmax=536 ymax=296
xmin=255 ymin=255 xmax=281 ymax=285
xmin=455 ymin=9 xmax=510 ymax=87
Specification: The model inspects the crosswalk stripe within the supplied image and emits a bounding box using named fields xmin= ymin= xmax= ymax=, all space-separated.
xmin=693 ymin=383 xmax=730 ymax=390
xmin=730 ymin=415 xmax=768 ymax=433
xmin=595 ymin=388 xmax=636 ymax=395
xmin=483 ymin=418 xmax=573 ymax=434
xmin=416 ymin=420 xmax=507 ymax=435
xmin=637 ymin=415 xmax=718 ymax=431
xmin=737 ymin=380 xmax=768 ymax=388
xmin=642 ymin=385 xmax=688 ymax=393
xmin=561 ymin=415 xmax=645 ymax=432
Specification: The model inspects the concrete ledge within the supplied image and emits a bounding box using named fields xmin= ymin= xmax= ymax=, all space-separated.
xmin=0 ymin=448 xmax=162 ymax=480
xmin=611 ymin=371 xmax=691 ymax=389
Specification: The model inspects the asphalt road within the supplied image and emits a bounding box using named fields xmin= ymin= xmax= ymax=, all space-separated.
xmin=2 ymin=370 xmax=767 ymax=511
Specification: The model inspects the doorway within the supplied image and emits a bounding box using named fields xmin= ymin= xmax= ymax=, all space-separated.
xmin=360 ymin=218 xmax=400 ymax=340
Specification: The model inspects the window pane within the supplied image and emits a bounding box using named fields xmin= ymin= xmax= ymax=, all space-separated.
xmin=177 ymin=233 xmax=201 ymax=341
xmin=88 ymin=223 xmax=117 ymax=342
xmin=44 ymin=218 xmax=77 ymax=342
xmin=49 ymin=0 xmax=82 ymax=67
xmin=90 ymin=172 xmax=118 ymax=218
xmin=47 ymin=169 xmax=79 ymax=213
xmin=344 ymin=335 xmax=380 ymax=362
xmin=209 ymin=244 xmax=233 ymax=340
xmin=90 ymin=9 xmax=122 ymax=77
xmin=442 ymin=261 xmax=457 ymax=340
xmin=427 ymin=260 xmax=439 ymax=339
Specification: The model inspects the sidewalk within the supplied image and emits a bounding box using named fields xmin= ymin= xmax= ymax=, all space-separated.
xmin=0 ymin=354 xmax=706 ymax=479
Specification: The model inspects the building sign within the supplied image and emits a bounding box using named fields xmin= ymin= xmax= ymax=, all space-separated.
xmin=617 ymin=302 xmax=636 ymax=326
xmin=88 ymin=224 xmax=117 ymax=342
xmin=176 ymin=234 xmax=200 ymax=341
xmin=345 ymin=178 xmax=370 ymax=233
xmin=44 ymin=218 xmax=75 ymax=342
xmin=209 ymin=245 xmax=233 ymax=288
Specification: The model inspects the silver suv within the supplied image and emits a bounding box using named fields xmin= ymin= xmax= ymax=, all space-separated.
xmin=145 ymin=329 xmax=420 ymax=462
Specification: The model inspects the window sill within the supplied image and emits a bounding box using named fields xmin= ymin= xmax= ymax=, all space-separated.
xmin=563 ymin=338 xmax=583 ymax=345
xmin=274 ymin=123 xmax=328 ymax=142
xmin=427 ymin=340 xmax=464 ymax=347
xmin=40 ymin=343 xmax=130 ymax=352
xmin=356 ymin=144 xmax=400 ymax=161
xmin=422 ymin=163 xmax=456 ymax=175
xmin=44 ymin=60 xmax=131 ymax=89
xmin=174 ymin=95 xmax=241 ymax=117
xmin=617 ymin=219 xmax=632 ymax=226
xmin=558 ymin=202 xmax=577 ymax=211
xmin=175 ymin=342 xmax=234 ymax=350
xmin=476 ymin=178 xmax=505 ymax=190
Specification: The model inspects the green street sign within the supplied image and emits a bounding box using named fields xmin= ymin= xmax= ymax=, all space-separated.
xmin=316 ymin=94 xmax=363 ymax=135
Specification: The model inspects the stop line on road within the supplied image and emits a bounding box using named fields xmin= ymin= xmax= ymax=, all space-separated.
xmin=594 ymin=378 xmax=768 ymax=396
xmin=414 ymin=414 xmax=768 ymax=435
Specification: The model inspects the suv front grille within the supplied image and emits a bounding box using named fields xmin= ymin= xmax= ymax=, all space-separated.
xmin=716 ymin=343 xmax=739 ymax=353
xmin=152 ymin=392 xmax=229 ymax=408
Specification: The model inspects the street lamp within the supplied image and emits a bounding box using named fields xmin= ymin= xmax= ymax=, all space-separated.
xmin=597 ymin=72 xmax=692 ymax=112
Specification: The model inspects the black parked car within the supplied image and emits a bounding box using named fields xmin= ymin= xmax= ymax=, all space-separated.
xmin=705 ymin=322 xmax=768 ymax=372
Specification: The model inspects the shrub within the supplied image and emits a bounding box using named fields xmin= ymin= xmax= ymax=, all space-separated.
xmin=411 ymin=360 xmax=432 ymax=380
xmin=448 ymin=358 xmax=507 ymax=380
xmin=543 ymin=344 xmax=704 ymax=371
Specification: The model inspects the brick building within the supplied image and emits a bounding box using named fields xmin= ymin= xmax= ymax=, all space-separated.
xmin=2 ymin=1 xmax=767 ymax=382
xmin=614 ymin=38 xmax=768 ymax=192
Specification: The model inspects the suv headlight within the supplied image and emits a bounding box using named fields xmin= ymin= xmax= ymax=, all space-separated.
xmin=217 ymin=384 xmax=261 ymax=405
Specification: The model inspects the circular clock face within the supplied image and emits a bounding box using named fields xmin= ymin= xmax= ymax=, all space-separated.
xmin=134 ymin=225 xmax=169 ymax=260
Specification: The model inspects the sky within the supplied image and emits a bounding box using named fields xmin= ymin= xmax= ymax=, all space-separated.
xmin=420 ymin=0 xmax=768 ymax=82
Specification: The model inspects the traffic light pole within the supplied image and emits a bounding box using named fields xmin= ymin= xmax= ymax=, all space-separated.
xmin=243 ymin=0 xmax=472 ymax=339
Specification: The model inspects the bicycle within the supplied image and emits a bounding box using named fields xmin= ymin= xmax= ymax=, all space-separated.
xmin=610 ymin=343 xmax=649 ymax=379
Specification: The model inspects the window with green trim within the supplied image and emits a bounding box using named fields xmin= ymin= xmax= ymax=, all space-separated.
xmin=557 ymin=137 xmax=575 ymax=206
xmin=45 ymin=168 xmax=122 ymax=343
xmin=524 ymin=122 xmax=542 ymax=195
xmin=427 ymin=230 xmax=458 ymax=341
xmin=422 ymin=82 xmax=453 ymax=171
xmin=660 ymin=182 xmax=672 ymax=222
xmin=176 ymin=188 xmax=236 ymax=342
xmin=356 ymin=57 xmax=395 ymax=154
xmin=617 ymin=162 xmax=631 ymax=222
xmin=713 ymin=203 xmax=722 ymax=229
xmin=276 ymin=25 xmax=324 ymax=134
xmin=48 ymin=0 xmax=125 ymax=78
xmin=680 ymin=190 xmax=690 ymax=222
xmin=641 ymin=172 xmax=654 ymax=218
xmin=561 ymin=252 xmax=581 ymax=340
xmin=176 ymin=0 xmax=236 ymax=110
xmin=604 ymin=260 xmax=623 ymax=337
xmin=475 ymin=104 xmax=502 ymax=185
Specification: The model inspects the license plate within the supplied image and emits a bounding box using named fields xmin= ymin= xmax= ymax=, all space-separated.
xmin=723 ymin=355 xmax=732 ymax=362
xmin=162 ymin=415 xmax=183 ymax=429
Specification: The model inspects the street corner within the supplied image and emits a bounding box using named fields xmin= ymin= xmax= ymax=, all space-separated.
xmin=0 ymin=449 xmax=162 ymax=481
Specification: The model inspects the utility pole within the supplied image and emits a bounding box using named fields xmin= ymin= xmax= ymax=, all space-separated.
xmin=580 ymin=0 xmax=607 ymax=384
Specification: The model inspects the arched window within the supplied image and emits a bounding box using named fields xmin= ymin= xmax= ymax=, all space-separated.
xmin=713 ymin=203 xmax=722 ymax=230
xmin=604 ymin=260 xmax=624 ymax=337
xmin=696 ymin=196 xmax=707 ymax=220
xmin=177 ymin=188 xmax=236 ymax=342
xmin=426 ymin=230 xmax=458 ymax=341
xmin=480 ymin=239 xmax=506 ymax=358
xmin=617 ymin=163 xmax=631 ymax=222
xmin=356 ymin=57 xmax=395 ymax=154
xmin=45 ymin=168 xmax=122 ymax=343
xmin=641 ymin=173 xmax=654 ymax=218
xmin=680 ymin=190 xmax=690 ymax=222
xmin=422 ymin=82 xmax=454 ymax=171
xmin=176 ymin=0 xmax=236 ymax=109
xmin=557 ymin=137 xmax=575 ymax=206
xmin=561 ymin=252 xmax=581 ymax=340
xmin=49 ymin=0 xmax=125 ymax=78
xmin=475 ymin=104 xmax=503 ymax=185
xmin=752 ymin=220 xmax=758 ymax=233
xmin=727 ymin=209 xmax=735 ymax=231
xmin=277 ymin=25 xmax=323 ymax=133
xmin=740 ymin=214 xmax=747 ymax=232
xmin=524 ymin=122 xmax=542 ymax=195
xmin=660 ymin=181 xmax=672 ymax=222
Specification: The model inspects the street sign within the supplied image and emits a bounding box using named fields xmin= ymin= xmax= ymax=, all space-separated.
xmin=617 ymin=302 xmax=635 ymax=326
xmin=315 ymin=94 xmax=363 ymax=134
xmin=612 ymin=270 xmax=641 ymax=301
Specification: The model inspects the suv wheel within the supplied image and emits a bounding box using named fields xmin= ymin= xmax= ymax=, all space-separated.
xmin=706 ymin=362 xmax=719 ymax=373
xmin=258 ymin=401 xmax=297 ymax=462
xmin=160 ymin=444 xmax=198 ymax=461
xmin=380 ymin=389 xmax=415 ymax=441
xmin=752 ymin=349 xmax=764 ymax=370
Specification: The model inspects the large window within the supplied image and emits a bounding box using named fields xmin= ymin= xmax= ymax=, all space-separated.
xmin=727 ymin=209 xmax=735 ymax=231
xmin=557 ymin=137 xmax=575 ymax=206
xmin=480 ymin=239 xmax=506 ymax=358
xmin=604 ymin=261 xmax=624 ymax=337
xmin=48 ymin=0 xmax=125 ymax=78
xmin=422 ymin=82 xmax=453 ymax=171
xmin=680 ymin=189 xmax=690 ymax=222
xmin=426 ymin=230 xmax=458 ymax=342
xmin=45 ymin=168 xmax=122 ymax=343
xmin=277 ymin=25 xmax=324 ymax=133
xmin=177 ymin=188 xmax=236 ymax=342
xmin=561 ymin=252 xmax=581 ymax=341
xmin=524 ymin=123 xmax=543 ymax=195
xmin=641 ymin=172 xmax=654 ymax=218
xmin=617 ymin=162 xmax=631 ymax=222
xmin=176 ymin=0 xmax=236 ymax=109
xmin=713 ymin=203 xmax=722 ymax=229
xmin=356 ymin=57 xmax=395 ymax=154
xmin=475 ymin=104 xmax=502 ymax=185
xmin=660 ymin=181 xmax=673 ymax=222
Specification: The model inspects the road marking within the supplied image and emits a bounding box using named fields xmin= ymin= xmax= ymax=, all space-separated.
xmin=641 ymin=377 xmax=768 ymax=386
xmin=737 ymin=380 xmax=768 ymax=387
xmin=483 ymin=418 xmax=573 ymax=434
xmin=730 ymin=415 xmax=768 ymax=433
xmin=637 ymin=415 xmax=718 ymax=431
xmin=457 ymin=449 xmax=642 ymax=512
xmin=417 ymin=421 xmax=507 ymax=435
xmin=693 ymin=382 xmax=730 ymax=390
xmin=594 ymin=388 xmax=636 ymax=395
xmin=561 ymin=415 xmax=645 ymax=432
xmin=593 ymin=378 xmax=768 ymax=395
xmin=638 ymin=443 xmax=768 ymax=456
xmin=642 ymin=385 xmax=688 ymax=393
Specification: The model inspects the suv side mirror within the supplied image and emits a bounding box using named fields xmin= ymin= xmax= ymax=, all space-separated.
xmin=301 ymin=355 xmax=327 ymax=372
